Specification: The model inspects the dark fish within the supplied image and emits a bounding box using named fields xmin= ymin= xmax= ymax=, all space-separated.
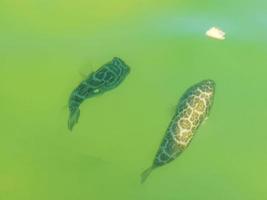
xmin=141 ymin=79 xmax=216 ymax=183
xmin=68 ymin=57 xmax=130 ymax=131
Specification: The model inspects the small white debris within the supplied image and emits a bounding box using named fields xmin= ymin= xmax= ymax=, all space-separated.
xmin=206 ymin=27 xmax=225 ymax=40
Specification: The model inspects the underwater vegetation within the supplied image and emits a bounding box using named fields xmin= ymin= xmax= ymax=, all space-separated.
xmin=68 ymin=57 xmax=130 ymax=131
xmin=141 ymin=79 xmax=216 ymax=183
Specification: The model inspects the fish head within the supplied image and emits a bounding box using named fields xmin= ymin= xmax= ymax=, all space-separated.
xmin=112 ymin=57 xmax=131 ymax=74
xmin=200 ymin=79 xmax=216 ymax=93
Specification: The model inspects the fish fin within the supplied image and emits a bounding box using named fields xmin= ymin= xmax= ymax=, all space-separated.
xmin=202 ymin=116 xmax=209 ymax=125
xmin=79 ymin=72 xmax=95 ymax=81
xmin=170 ymin=104 xmax=177 ymax=116
xmin=165 ymin=104 xmax=177 ymax=118
xmin=141 ymin=166 xmax=155 ymax=183
xmin=68 ymin=108 xmax=80 ymax=131
xmin=79 ymin=62 xmax=95 ymax=79
xmin=79 ymin=72 xmax=87 ymax=79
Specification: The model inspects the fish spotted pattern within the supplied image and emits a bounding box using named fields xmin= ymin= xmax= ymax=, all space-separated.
xmin=68 ymin=57 xmax=130 ymax=131
xmin=141 ymin=79 xmax=216 ymax=183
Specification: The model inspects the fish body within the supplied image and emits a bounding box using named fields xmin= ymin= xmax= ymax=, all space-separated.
xmin=68 ymin=57 xmax=130 ymax=131
xmin=141 ymin=79 xmax=216 ymax=182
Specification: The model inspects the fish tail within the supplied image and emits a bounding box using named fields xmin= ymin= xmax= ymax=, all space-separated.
xmin=68 ymin=107 xmax=80 ymax=131
xmin=141 ymin=166 xmax=155 ymax=183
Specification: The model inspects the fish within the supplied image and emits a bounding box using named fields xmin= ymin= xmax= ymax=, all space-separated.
xmin=68 ymin=57 xmax=130 ymax=131
xmin=141 ymin=79 xmax=216 ymax=183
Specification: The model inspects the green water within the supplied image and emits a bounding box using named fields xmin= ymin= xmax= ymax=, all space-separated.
xmin=1 ymin=0 xmax=267 ymax=199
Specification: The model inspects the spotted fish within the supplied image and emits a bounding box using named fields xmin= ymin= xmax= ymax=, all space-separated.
xmin=141 ymin=79 xmax=216 ymax=183
xmin=68 ymin=57 xmax=130 ymax=131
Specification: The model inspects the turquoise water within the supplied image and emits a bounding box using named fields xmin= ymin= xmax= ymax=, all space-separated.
xmin=1 ymin=1 xmax=267 ymax=199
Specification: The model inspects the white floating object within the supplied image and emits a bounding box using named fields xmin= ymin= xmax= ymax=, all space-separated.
xmin=206 ymin=27 xmax=225 ymax=40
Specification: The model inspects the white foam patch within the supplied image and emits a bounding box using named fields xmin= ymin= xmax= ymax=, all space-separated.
xmin=206 ymin=27 xmax=225 ymax=40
